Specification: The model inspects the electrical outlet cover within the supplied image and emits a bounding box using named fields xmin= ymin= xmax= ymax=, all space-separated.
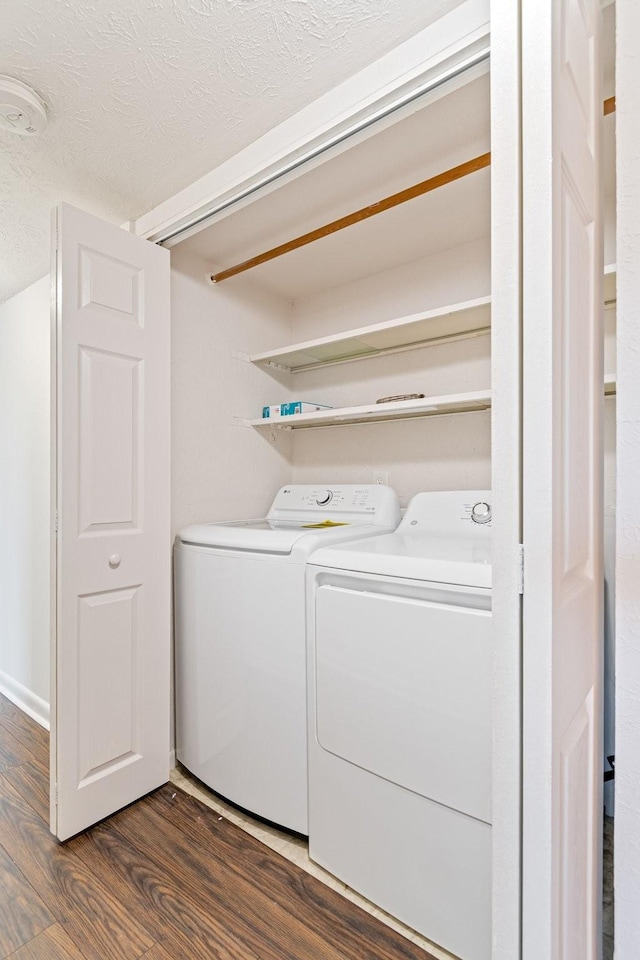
xmin=372 ymin=469 xmax=389 ymax=486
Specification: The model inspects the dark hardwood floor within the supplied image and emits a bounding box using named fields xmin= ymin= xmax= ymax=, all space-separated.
xmin=0 ymin=693 xmax=433 ymax=959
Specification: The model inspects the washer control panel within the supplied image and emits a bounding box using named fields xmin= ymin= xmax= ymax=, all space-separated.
xmin=268 ymin=485 xmax=400 ymax=526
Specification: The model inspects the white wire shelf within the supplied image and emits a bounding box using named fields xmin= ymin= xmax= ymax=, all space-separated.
xmin=250 ymin=297 xmax=492 ymax=373
xmin=251 ymin=390 xmax=492 ymax=430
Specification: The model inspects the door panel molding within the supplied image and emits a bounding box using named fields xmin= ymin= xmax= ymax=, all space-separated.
xmin=51 ymin=203 xmax=170 ymax=842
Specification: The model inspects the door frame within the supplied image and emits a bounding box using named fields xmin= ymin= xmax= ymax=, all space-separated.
xmin=489 ymin=1 xmax=523 ymax=957
xmin=614 ymin=1 xmax=640 ymax=955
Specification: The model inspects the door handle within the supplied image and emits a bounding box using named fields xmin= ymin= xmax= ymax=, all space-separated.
xmin=109 ymin=554 xmax=121 ymax=568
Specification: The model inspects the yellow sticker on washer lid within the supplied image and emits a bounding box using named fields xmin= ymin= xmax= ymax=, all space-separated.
xmin=302 ymin=520 xmax=350 ymax=528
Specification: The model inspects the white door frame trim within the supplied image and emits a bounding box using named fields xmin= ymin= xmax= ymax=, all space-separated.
xmin=490 ymin=1 xmax=523 ymax=957
xmin=614 ymin=1 xmax=640 ymax=955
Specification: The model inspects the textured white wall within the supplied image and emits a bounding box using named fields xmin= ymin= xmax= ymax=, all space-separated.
xmin=0 ymin=277 xmax=50 ymax=724
xmin=291 ymin=236 xmax=491 ymax=336
xmin=614 ymin=0 xmax=640 ymax=953
xmin=170 ymin=245 xmax=294 ymax=536
xmin=290 ymin=237 xmax=492 ymax=507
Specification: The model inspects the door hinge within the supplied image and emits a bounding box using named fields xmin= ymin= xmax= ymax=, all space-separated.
xmin=54 ymin=510 xmax=58 ymax=535
xmin=518 ymin=544 xmax=524 ymax=594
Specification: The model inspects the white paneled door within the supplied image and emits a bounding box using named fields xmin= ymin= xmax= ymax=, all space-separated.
xmin=50 ymin=203 xmax=171 ymax=842
xmin=522 ymin=1 xmax=603 ymax=958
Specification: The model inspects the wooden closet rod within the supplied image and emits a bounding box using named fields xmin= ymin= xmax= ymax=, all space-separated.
xmin=209 ymin=153 xmax=491 ymax=284
xmin=209 ymin=97 xmax=617 ymax=285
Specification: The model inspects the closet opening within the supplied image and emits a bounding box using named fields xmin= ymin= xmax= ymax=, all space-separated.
xmin=169 ymin=53 xmax=494 ymax=960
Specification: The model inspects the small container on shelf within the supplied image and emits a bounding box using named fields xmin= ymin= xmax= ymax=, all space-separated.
xmin=262 ymin=400 xmax=333 ymax=418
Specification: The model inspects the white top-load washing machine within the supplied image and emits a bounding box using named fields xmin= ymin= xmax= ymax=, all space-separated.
xmin=306 ymin=490 xmax=492 ymax=960
xmin=174 ymin=484 xmax=400 ymax=834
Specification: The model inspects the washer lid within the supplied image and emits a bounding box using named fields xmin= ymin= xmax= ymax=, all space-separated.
xmin=310 ymin=531 xmax=492 ymax=588
xmin=178 ymin=518 xmax=367 ymax=554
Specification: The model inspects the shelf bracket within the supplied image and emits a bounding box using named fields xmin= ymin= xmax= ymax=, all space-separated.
xmin=229 ymin=348 xmax=251 ymax=363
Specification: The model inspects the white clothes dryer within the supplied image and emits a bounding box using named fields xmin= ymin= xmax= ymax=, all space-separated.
xmin=306 ymin=490 xmax=492 ymax=960
xmin=174 ymin=484 xmax=400 ymax=834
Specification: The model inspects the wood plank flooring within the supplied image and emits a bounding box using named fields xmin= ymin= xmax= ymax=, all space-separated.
xmin=0 ymin=694 xmax=434 ymax=959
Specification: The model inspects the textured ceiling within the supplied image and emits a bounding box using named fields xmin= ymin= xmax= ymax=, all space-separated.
xmin=0 ymin=0 xmax=463 ymax=302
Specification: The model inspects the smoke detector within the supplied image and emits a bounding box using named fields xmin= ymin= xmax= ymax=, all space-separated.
xmin=0 ymin=76 xmax=47 ymax=136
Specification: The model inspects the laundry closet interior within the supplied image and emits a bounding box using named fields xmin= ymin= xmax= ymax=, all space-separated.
xmin=163 ymin=5 xmax=615 ymax=958
xmin=167 ymin=46 xmax=616 ymax=537
xmin=166 ymin=52 xmax=497 ymax=960
xmin=169 ymin=73 xmax=493 ymax=535
xmin=166 ymin=0 xmax=614 ymax=942
xmin=171 ymin=49 xmax=496 ymax=960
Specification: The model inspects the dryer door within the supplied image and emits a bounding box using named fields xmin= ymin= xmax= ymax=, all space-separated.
xmin=315 ymin=582 xmax=492 ymax=823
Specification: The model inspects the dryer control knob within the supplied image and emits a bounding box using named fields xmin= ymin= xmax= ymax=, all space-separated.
xmin=316 ymin=490 xmax=333 ymax=506
xmin=471 ymin=501 xmax=492 ymax=524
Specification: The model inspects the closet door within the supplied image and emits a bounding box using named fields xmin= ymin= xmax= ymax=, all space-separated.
xmin=521 ymin=2 xmax=603 ymax=958
xmin=50 ymin=203 xmax=171 ymax=841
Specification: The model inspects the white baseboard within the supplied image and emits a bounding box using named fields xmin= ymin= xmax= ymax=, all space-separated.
xmin=0 ymin=670 xmax=50 ymax=730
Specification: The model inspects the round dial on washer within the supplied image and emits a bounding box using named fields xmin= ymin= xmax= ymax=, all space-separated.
xmin=471 ymin=501 xmax=492 ymax=524
xmin=315 ymin=490 xmax=333 ymax=506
